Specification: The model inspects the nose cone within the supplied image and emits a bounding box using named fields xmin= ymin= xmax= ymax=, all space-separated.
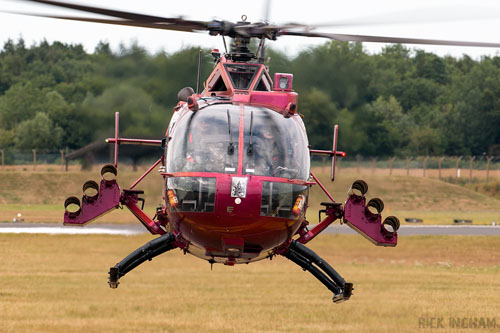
xmin=169 ymin=175 xmax=304 ymax=262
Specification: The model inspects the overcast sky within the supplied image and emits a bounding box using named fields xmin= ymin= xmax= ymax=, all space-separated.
xmin=1 ymin=0 xmax=500 ymax=59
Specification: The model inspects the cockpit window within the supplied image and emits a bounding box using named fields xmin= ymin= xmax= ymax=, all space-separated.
xmin=208 ymin=69 xmax=227 ymax=92
xmin=168 ymin=177 xmax=216 ymax=212
xmin=225 ymin=64 xmax=259 ymax=90
xmin=260 ymin=182 xmax=308 ymax=218
xmin=242 ymin=108 xmax=310 ymax=180
xmin=254 ymin=72 xmax=272 ymax=91
xmin=167 ymin=108 xmax=240 ymax=174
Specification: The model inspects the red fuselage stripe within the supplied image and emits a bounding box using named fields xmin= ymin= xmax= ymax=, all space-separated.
xmin=237 ymin=104 xmax=245 ymax=174
xmin=162 ymin=172 xmax=310 ymax=186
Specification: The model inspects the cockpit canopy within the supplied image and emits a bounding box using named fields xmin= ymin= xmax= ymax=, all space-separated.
xmin=167 ymin=105 xmax=310 ymax=180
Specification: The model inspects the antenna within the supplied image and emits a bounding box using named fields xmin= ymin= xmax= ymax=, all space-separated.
xmin=226 ymin=110 xmax=235 ymax=155
xmin=196 ymin=49 xmax=202 ymax=94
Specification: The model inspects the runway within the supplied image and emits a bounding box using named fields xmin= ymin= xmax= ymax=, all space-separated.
xmin=0 ymin=223 xmax=144 ymax=235
xmin=325 ymin=224 xmax=500 ymax=236
xmin=1 ymin=223 xmax=500 ymax=236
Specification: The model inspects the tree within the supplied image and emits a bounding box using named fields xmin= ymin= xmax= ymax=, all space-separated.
xmin=0 ymin=82 xmax=44 ymax=129
xmin=414 ymin=50 xmax=449 ymax=84
xmin=452 ymin=59 xmax=500 ymax=154
xmin=44 ymin=90 xmax=93 ymax=149
xmin=0 ymin=128 xmax=14 ymax=148
xmin=364 ymin=96 xmax=411 ymax=156
xmin=300 ymin=88 xmax=338 ymax=149
xmin=1 ymin=39 xmax=498 ymax=155
xmin=291 ymin=41 xmax=373 ymax=110
xmin=407 ymin=126 xmax=443 ymax=156
xmin=14 ymin=112 xmax=63 ymax=150
xmin=81 ymin=83 xmax=170 ymax=140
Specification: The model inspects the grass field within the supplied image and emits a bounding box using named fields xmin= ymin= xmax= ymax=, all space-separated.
xmin=0 ymin=233 xmax=499 ymax=332
xmin=1 ymin=165 xmax=499 ymax=224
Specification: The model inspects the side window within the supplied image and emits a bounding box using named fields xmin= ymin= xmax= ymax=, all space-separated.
xmin=208 ymin=70 xmax=227 ymax=92
xmin=260 ymin=182 xmax=308 ymax=218
xmin=254 ymin=72 xmax=272 ymax=91
xmin=168 ymin=177 xmax=216 ymax=212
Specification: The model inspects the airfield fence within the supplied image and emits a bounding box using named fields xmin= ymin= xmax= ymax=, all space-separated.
xmin=0 ymin=148 xmax=159 ymax=172
xmin=1 ymin=148 xmax=500 ymax=182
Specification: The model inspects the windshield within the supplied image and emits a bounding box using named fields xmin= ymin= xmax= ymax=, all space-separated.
xmin=167 ymin=107 xmax=240 ymax=173
xmin=242 ymin=107 xmax=310 ymax=180
xmin=167 ymin=105 xmax=310 ymax=180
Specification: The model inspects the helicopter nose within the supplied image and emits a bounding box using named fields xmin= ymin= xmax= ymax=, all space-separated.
xmin=214 ymin=175 xmax=261 ymax=218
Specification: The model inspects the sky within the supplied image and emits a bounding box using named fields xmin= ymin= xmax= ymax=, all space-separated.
xmin=1 ymin=0 xmax=500 ymax=59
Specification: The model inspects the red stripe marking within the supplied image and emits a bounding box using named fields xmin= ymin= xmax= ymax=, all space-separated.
xmin=237 ymin=104 xmax=245 ymax=174
xmin=162 ymin=172 xmax=311 ymax=186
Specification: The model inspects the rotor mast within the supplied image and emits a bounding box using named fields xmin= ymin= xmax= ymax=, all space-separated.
xmin=228 ymin=36 xmax=254 ymax=62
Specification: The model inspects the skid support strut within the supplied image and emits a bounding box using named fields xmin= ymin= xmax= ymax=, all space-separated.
xmin=108 ymin=233 xmax=177 ymax=288
xmin=285 ymin=240 xmax=353 ymax=303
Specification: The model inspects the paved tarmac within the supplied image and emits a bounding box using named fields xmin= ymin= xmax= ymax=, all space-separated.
xmin=0 ymin=223 xmax=144 ymax=235
xmin=325 ymin=224 xmax=500 ymax=236
xmin=1 ymin=222 xmax=500 ymax=236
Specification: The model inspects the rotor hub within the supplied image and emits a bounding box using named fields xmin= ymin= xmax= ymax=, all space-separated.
xmin=228 ymin=36 xmax=254 ymax=62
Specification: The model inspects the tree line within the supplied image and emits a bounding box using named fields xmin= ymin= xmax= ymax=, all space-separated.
xmin=0 ymin=38 xmax=499 ymax=157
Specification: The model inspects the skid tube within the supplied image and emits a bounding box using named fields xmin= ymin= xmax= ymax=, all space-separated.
xmin=108 ymin=233 xmax=177 ymax=288
xmin=283 ymin=240 xmax=353 ymax=303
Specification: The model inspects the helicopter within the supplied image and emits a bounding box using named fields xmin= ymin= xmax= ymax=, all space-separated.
xmin=8 ymin=0 xmax=500 ymax=303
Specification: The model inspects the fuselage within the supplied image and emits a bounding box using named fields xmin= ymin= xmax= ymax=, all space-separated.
xmin=160 ymin=56 xmax=312 ymax=265
xmin=164 ymin=97 xmax=310 ymax=265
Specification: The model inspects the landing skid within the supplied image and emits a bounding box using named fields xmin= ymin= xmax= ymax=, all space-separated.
xmin=108 ymin=233 xmax=177 ymax=288
xmin=283 ymin=240 xmax=353 ymax=303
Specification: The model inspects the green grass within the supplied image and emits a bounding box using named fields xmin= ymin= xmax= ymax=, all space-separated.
xmin=1 ymin=203 xmax=61 ymax=211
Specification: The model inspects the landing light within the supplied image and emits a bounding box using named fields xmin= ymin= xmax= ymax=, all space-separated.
xmin=284 ymin=102 xmax=297 ymax=118
xmin=167 ymin=190 xmax=179 ymax=208
xmin=279 ymin=76 xmax=288 ymax=89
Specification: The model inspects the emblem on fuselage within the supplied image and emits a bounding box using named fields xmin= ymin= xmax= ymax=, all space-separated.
xmin=231 ymin=177 xmax=248 ymax=198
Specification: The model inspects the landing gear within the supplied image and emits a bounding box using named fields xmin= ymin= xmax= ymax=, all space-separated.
xmin=108 ymin=232 xmax=177 ymax=288
xmin=284 ymin=240 xmax=353 ymax=303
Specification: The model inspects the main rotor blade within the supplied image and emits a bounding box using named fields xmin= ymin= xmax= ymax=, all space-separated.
xmin=21 ymin=0 xmax=208 ymax=30
xmin=264 ymin=3 xmax=500 ymax=37
xmin=8 ymin=12 xmax=204 ymax=33
xmin=280 ymin=31 xmax=500 ymax=48
xmin=9 ymin=0 xmax=500 ymax=48
xmin=277 ymin=6 xmax=500 ymax=31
